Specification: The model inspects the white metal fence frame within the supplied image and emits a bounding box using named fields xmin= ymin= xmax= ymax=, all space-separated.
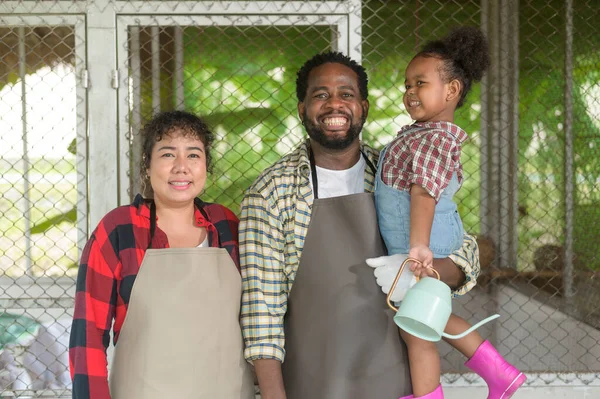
xmin=0 ymin=12 xmax=87 ymax=280
xmin=0 ymin=10 xmax=87 ymax=398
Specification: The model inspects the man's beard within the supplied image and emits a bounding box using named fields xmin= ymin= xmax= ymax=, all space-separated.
xmin=302 ymin=110 xmax=365 ymax=150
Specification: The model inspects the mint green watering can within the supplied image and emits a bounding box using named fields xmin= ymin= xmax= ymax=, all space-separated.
xmin=386 ymin=258 xmax=500 ymax=342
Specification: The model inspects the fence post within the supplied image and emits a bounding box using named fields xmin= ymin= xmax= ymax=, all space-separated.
xmin=87 ymin=0 xmax=119 ymax=221
xmin=563 ymin=0 xmax=575 ymax=305
xmin=480 ymin=0 xmax=520 ymax=269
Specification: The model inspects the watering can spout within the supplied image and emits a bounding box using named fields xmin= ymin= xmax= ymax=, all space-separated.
xmin=442 ymin=314 xmax=501 ymax=340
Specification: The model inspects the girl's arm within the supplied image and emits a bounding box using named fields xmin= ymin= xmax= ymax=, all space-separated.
xmin=408 ymin=184 xmax=435 ymax=270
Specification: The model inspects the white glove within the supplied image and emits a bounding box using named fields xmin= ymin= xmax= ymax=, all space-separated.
xmin=366 ymin=254 xmax=417 ymax=302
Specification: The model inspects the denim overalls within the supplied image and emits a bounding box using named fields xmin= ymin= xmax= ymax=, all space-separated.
xmin=374 ymin=137 xmax=464 ymax=258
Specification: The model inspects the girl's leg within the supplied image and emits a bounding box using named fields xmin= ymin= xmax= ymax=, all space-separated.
xmin=443 ymin=313 xmax=526 ymax=399
xmin=400 ymin=329 xmax=440 ymax=397
xmin=442 ymin=313 xmax=484 ymax=358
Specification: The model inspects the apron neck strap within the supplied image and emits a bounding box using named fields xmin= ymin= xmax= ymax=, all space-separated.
xmin=148 ymin=201 xmax=157 ymax=249
xmin=308 ymin=145 xmax=376 ymax=200
xmin=363 ymin=151 xmax=377 ymax=176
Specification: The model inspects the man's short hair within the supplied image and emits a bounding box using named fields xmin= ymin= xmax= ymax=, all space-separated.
xmin=295 ymin=51 xmax=369 ymax=102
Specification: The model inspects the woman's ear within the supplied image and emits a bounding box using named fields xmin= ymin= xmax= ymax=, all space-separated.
xmin=447 ymin=79 xmax=461 ymax=102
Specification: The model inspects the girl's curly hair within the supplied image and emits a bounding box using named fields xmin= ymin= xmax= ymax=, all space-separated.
xmin=417 ymin=26 xmax=490 ymax=108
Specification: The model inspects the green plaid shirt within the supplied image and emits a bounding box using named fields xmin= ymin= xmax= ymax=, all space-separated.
xmin=239 ymin=139 xmax=480 ymax=362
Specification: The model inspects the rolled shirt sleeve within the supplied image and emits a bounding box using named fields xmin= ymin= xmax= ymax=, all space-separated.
xmin=239 ymin=188 xmax=288 ymax=363
xmin=448 ymin=233 xmax=480 ymax=297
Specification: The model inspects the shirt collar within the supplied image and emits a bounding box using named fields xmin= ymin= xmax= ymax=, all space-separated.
xmin=399 ymin=121 xmax=468 ymax=143
xmin=297 ymin=139 xmax=312 ymax=177
xmin=295 ymin=139 xmax=378 ymax=173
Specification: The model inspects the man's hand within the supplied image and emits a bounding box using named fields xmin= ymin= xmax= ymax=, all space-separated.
xmin=366 ymin=254 xmax=417 ymax=302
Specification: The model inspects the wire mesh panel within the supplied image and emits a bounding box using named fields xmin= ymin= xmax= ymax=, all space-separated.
xmin=0 ymin=14 xmax=86 ymax=398
xmin=570 ymin=0 xmax=600 ymax=328
xmin=117 ymin=15 xmax=351 ymax=209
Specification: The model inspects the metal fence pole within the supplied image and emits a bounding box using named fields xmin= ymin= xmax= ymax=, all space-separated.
xmin=480 ymin=0 xmax=490 ymax=241
xmin=174 ymin=26 xmax=185 ymax=109
xmin=87 ymin=0 xmax=119 ymax=218
xmin=151 ymin=25 xmax=161 ymax=115
xmin=130 ymin=26 xmax=142 ymax=200
xmin=508 ymin=0 xmax=520 ymax=268
xmin=481 ymin=0 xmax=520 ymax=268
xmin=564 ymin=0 xmax=575 ymax=304
xmin=18 ymin=25 xmax=32 ymax=276
xmin=499 ymin=0 xmax=511 ymax=268
xmin=348 ymin=0 xmax=362 ymax=62
xmin=488 ymin=0 xmax=502 ymax=265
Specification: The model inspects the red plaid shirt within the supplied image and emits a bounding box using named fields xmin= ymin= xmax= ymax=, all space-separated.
xmin=380 ymin=121 xmax=468 ymax=202
xmin=69 ymin=194 xmax=240 ymax=399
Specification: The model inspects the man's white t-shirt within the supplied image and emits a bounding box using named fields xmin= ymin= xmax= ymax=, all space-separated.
xmin=309 ymin=155 xmax=366 ymax=199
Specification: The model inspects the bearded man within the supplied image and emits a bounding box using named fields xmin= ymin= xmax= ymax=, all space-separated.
xmin=239 ymin=51 xmax=480 ymax=399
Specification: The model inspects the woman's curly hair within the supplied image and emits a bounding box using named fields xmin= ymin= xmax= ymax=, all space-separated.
xmin=417 ymin=26 xmax=490 ymax=108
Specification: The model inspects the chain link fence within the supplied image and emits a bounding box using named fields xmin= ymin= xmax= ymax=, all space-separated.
xmin=0 ymin=12 xmax=85 ymax=397
xmin=1 ymin=0 xmax=599 ymax=397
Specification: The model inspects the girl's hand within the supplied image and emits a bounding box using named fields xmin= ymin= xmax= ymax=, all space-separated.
xmin=408 ymin=245 xmax=434 ymax=278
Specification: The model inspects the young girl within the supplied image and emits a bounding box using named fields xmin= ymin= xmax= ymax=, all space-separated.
xmin=374 ymin=27 xmax=526 ymax=399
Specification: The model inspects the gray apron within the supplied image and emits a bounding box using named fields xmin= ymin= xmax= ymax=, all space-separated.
xmin=281 ymin=150 xmax=411 ymax=399
xmin=109 ymin=247 xmax=254 ymax=399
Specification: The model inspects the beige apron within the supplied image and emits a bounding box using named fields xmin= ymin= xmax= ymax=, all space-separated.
xmin=109 ymin=247 xmax=254 ymax=399
xmin=281 ymin=150 xmax=411 ymax=398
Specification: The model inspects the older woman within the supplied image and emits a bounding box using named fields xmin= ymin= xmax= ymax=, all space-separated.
xmin=69 ymin=111 xmax=254 ymax=399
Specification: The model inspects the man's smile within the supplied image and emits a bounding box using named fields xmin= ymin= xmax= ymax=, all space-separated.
xmin=323 ymin=116 xmax=348 ymax=127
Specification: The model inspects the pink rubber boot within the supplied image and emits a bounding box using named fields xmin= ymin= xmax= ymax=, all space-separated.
xmin=400 ymin=384 xmax=444 ymax=399
xmin=465 ymin=340 xmax=526 ymax=399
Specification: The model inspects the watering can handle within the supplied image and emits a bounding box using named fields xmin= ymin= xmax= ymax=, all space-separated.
xmin=386 ymin=257 xmax=440 ymax=312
